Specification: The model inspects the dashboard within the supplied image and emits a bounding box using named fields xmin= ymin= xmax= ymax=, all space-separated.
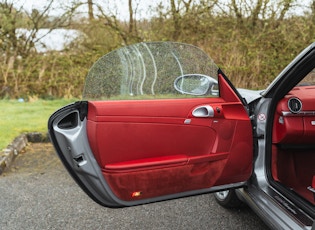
xmin=273 ymin=86 xmax=315 ymax=144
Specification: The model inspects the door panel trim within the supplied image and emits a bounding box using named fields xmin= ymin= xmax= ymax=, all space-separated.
xmin=104 ymin=152 xmax=229 ymax=172
xmin=104 ymin=155 xmax=188 ymax=171
xmin=88 ymin=98 xmax=225 ymax=119
xmin=86 ymin=97 xmax=252 ymax=202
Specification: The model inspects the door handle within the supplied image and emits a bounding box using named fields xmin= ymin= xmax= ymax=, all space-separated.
xmin=192 ymin=105 xmax=214 ymax=117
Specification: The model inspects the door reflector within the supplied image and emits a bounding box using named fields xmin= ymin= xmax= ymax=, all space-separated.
xmin=131 ymin=191 xmax=142 ymax=197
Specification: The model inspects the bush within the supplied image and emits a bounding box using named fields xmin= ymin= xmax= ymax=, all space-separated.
xmin=1 ymin=1 xmax=315 ymax=98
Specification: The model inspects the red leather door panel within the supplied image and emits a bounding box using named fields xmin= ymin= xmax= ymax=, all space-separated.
xmin=86 ymin=96 xmax=252 ymax=201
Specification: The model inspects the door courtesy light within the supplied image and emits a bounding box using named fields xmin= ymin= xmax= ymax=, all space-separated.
xmin=131 ymin=191 xmax=142 ymax=197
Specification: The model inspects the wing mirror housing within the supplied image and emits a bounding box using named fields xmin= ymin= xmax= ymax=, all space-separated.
xmin=174 ymin=74 xmax=218 ymax=96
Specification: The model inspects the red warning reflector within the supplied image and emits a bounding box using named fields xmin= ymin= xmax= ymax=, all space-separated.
xmin=131 ymin=191 xmax=142 ymax=197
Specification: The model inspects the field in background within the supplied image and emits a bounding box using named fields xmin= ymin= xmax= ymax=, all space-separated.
xmin=0 ymin=99 xmax=77 ymax=150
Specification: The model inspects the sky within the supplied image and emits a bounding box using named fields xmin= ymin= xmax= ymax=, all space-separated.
xmin=11 ymin=0 xmax=314 ymax=20
xmin=12 ymin=0 xmax=160 ymax=20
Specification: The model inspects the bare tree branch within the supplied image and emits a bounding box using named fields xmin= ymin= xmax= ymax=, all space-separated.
xmin=88 ymin=0 xmax=94 ymax=20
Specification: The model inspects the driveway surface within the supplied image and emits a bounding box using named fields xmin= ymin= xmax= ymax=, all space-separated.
xmin=0 ymin=143 xmax=268 ymax=230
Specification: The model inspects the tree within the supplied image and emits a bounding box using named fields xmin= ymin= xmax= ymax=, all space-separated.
xmin=0 ymin=0 xmax=75 ymax=57
xmin=88 ymin=0 xmax=94 ymax=20
xmin=95 ymin=0 xmax=141 ymax=45
xmin=0 ymin=0 xmax=76 ymax=98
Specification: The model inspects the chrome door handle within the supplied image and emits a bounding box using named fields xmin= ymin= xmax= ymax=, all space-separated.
xmin=192 ymin=105 xmax=214 ymax=117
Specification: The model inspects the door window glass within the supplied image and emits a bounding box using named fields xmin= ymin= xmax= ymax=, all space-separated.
xmin=83 ymin=42 xmax=219 ymax=100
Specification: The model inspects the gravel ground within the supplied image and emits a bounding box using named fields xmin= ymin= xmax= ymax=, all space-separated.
xmin=0 ymin=143 xmax=269 ymax=230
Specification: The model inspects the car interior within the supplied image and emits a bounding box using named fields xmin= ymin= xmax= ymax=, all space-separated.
xmin=271 ymin=70 xmax=315 ymax=205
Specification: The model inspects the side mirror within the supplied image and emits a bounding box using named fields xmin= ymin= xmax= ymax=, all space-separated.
xmin=174 ymin=74 xmax=218 ymax=96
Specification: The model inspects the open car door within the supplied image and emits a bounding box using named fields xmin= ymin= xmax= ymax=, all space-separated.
xmin=48 ymin=42 xmax=253 ymax=207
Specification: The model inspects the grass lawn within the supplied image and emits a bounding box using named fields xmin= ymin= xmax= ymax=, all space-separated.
xmin=0 ymin=99 xmax=77 ymax=150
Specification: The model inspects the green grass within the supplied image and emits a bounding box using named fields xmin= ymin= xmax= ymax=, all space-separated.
xmin=0 ymin=99 xmax=77 ymax=150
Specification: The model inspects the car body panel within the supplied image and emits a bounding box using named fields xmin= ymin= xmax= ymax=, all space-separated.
xmin=236 ymin=187 xmax=314 ymax=230
xmin=237 ymin=88 xmax=263 ymax=104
